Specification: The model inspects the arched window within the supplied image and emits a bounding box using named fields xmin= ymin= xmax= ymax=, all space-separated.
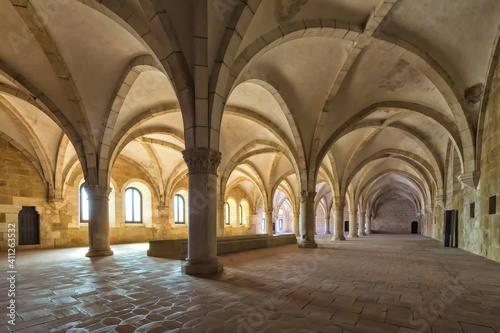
xmin=174 ymin=194 xmax=185 ymax=224
xmin=125 ymin=188 xmax=142 ymax=223
xmin=239 ymin=204 xmax=243 ymax=225
xmin=80 ymin=185 xmax=89 ymax=223
xmin=225 ymin=202 xmax=230 ymax=225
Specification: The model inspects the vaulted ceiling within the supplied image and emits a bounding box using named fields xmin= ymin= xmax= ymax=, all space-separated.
xmin=0 ymin=0 xmax=498 ymax=214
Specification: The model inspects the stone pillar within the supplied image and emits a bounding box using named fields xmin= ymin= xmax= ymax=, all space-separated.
xmin=265 ymin=208 xmax=273 ymax=236
xmin=358 ymin=210 xmax=366 ymax=236
xmin=332 ymin=202 xmax=346 ymax=241
xmin=325 ymin=205 xmax=331 ymax=234
xmin=298 ymin=191 xmax=317 ymax=248
xmin=293 ymin=210 xmax=300 ymax=237
xmin=366 ymin=213 xmax=372 ymax=234
xmin=182 ymin=148 xmax=222 ymax=275
xmin=348 ymin=209 xmax=359 ymax=238
xmin=216 ymin=200 xmax=224 ymax=237
xmin=85 ymin=185 xmax=113 ymax=257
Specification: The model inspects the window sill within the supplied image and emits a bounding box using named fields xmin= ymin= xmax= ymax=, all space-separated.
xmin=125 ymin=223 xmax=145 ymax=228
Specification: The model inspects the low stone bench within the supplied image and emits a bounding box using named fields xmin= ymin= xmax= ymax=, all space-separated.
xmin=147 ymin=234 xmax=297 ymax=260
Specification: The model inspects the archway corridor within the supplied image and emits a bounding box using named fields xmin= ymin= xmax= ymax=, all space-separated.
xmin=1 ymin=234 xmax=499 ymax=332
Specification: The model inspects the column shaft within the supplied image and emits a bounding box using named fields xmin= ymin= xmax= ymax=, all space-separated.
xmin=332 ymin=203 xmax=345 ymax=241
xmin=325 ymin=208 xmax=331 ymax=234
xmin=359 ymin=210 xmax=366 ymax=236
xmin=293 ymin=211 xmax=300 ymax=236
xmin=348 ymin=210 xmax=359 ymax=238
xmin=216 ymin=200 xmax=224 ymax=237
xmin=298 ymin=191 xmax=317 ymax=248
xmin=366 ymin=214 xmax=372 ymax=234
xmin=182 ymin=148 xmax=222 ymax=275
xmin=265 ymin=209 xmax=273 ymax=236
xmin=85 ymin=185 xmax=113 ymax=257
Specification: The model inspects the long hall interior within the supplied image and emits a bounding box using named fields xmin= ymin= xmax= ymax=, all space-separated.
xmin=1 ymin=0 xmax=500 ymax=332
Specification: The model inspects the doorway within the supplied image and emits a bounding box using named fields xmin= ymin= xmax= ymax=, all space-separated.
xmin=18 ymin=206 xmax=40 ymax=245
xmin=411 ymin=221 xmax=418 ymax=234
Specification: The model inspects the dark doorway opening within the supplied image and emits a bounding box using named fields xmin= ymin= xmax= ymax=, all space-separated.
xmin=411 ymin=221 xmax=418 ymax=234
xmin=19 ymin=206 xmax=40 ymax=245
xmin=344 ymin=221 xmax=349 ymax=232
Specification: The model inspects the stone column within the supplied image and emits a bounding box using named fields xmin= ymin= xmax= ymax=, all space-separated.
xmin=332 ymin=202 xmax=346 ymax=241
xmin=293 ymin=210 xmax=300 ymax=237
xmin=265 ymin=208 xmax=273 ymax=236
xmin=348 ymin=209 xmax=359 ymax=238
xmin=325 ymin=205 xmax=331 ymax=234
xmin=366 ymin=213 xmax=372 ymax=234
xmin=182 ymin=148 xmax=222 ymax=275
xmin=358 ymin=210 xmax=366 ymax=236
xmin=216 ymin=200 xmax=224 ymax=237
xmin=85 ymin=185 xmax=113 ymax=257
xmin=298 ymin=191 xmax=317 ymax=248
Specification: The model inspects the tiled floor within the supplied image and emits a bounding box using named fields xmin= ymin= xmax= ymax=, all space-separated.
xmin=1 ymin=234 xmax=500 ymax=333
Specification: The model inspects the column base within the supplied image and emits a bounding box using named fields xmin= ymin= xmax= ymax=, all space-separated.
xmin=182 ymin=259 xmax=223 ymax=276
xmin=86 ymin=248 xmax=113 ymax=257
xmin=360 ymin=232 xmax=367 ymax=236
xmin=347 ymin=234 xmax=359 ymax=238
xmin=332 ymin=235 xmax=346 ymax=241
xmin=298 ymin=241 xmax=318 ymax=248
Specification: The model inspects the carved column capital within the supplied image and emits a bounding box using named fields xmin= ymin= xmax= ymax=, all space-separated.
xmin=300 ymin=190 xmax=308 ymax=203
xmin=84 ymin=184 xmax=112 ymax=199
xmin=182 ymin=148 xmax=221 ymax=176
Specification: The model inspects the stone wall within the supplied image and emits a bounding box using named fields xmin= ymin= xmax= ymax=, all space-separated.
xmin=421 ymin=61 xmax=500 ymax=263
xmin=372 ymin=197 xmax=419 ymax=234
xmin=0 ymin=138 xmax=191 ymax=251
xmin=0 ymin=137 xmax=53 ymax=251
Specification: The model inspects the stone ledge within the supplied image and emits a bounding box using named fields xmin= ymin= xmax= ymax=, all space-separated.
xmin=147 ymin=234 xmax=297 ymax=260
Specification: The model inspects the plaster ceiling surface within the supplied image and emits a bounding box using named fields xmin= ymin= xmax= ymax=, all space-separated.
xmin=354 ymin=159 xmax=429 ymax=200
xmin=220 ymin=114 xmax=282 ymax=171
xmin=63 ymin=140 xmax=77 ymax=168
xmin=251 ymin=37 xmax=353 ymax=158
xmin=36 ymin=0 xmax=147 ymax=144
xmin=2 ymin=93 xmax=62 ymax=169
xmin=149 ymin=143 xmax=185 ymax=182
xmin=118 ymin=141 xmax=167 ymax=188
xmin=286 ymin=173 xmax=299 ymax=194
xmin=227 ymin=82 xmax=295 ymax=145
xmin=135 ymin=112 xmax=185 ymax=138
xmin=363 ymin=172 xmax=421 ymax=196
xmin=238 ymin=0 xmax=379 ymax=55
xmin=227 ymin=169 xmax=263 ymax=196
xmin=142 ymin=134 xmax=185 ymax=149
xmin=320 ymin=45 xmax=453 ymax=150
xmin=271 ymin=155 xmax=294 ymax=187
xmin=114 ymin=71 xmax=178 ymax=139
xmin=0 ymin=106 xmax=35 ymax=157
xmin=330 ymin=127 xmax=377 ymax=177
xmin=321 ymin=154 xmax=334 ymax=175
xmin=245 ymin=152 xmax=280 ymax=188
xmin=383 ymin=0 xmax=500 ymax=90
xmin=354 ymin=159 xmax=424 ymax=188
xmin=0 ymin=2 xmax=74 ymax=122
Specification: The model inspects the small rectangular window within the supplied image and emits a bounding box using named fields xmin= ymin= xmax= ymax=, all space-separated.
xmin=470 ymin=202 xmax=475 ymax=218
xmin=489 ymin=196 xmax=496 ymax=215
